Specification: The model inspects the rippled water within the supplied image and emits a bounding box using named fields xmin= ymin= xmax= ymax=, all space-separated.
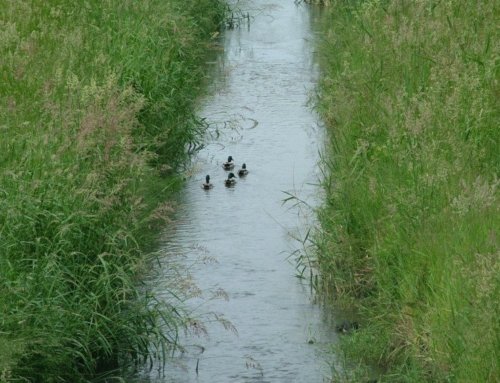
xmin=132 ymin=2 xmax=338 ymax=382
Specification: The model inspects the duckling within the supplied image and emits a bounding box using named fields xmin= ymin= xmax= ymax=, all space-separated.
xmin=202 ymin=175 xmax=213 ymax=190
xmin=224 ymin=172 xmax=237 ymax=186
xmin=222 ymin=156 xmax=235 ymax=170
xmin=238 ymin=163 xmax=248 ymax=177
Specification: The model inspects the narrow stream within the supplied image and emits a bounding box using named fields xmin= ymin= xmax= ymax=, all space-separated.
xmin=135 ymin=2 xmax=337 ymax=382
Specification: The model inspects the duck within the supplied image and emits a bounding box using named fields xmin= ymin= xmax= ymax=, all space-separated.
xmin=224 ymin=172 xmax=237 ymax=186
xmin=238 ymin=163 xmax=248 ymax=176
xmin=202 ymin=175 xmax=213 ymax=190
xmin=222 ymin=156 xmax=235 ymax=170
xmin=336 ymin=321 xmax=360 ymax=334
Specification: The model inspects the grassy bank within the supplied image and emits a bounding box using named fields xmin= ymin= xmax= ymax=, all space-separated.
xmin=314 ymin=1 xmax=500 ymax=381
xmin=0 ymin=0 xmax=227 ymax=381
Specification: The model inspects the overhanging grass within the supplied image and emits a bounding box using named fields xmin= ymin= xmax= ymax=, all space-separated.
xmin=314 ymin=0 xmax=500 ymax=381
xmin=0 ymin=0 xmax=227 ymax=381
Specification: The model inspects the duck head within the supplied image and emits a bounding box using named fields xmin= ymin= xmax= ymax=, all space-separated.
xmin=205 ymin=175 xmax=210 ymax=183
xmin=227 ymin=156 xmax=233 ymax=162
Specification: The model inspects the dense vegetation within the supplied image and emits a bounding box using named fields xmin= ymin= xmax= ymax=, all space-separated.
xmin=314 ymin=1 xmax=500 ymax=381
xmin=0 ymin=0 xmax=226 ymax=381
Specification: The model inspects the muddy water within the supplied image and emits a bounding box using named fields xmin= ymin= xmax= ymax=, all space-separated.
xmin=138 ymin=2 xmax=337 ymax=382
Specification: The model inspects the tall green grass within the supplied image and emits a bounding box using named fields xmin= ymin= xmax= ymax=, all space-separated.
xmin=0 ymin=0 xmax=227 ymax=381
xmin=314 ymin=0 xmax=500 ymax=381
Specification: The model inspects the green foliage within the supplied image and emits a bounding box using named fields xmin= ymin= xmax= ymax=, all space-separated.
xmin=0 ymin=0 xmax=226 ymax=381
xmin=314 ymin=0 xmax=500 ymax=381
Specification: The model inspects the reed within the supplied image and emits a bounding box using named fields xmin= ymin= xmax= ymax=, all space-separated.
xmin=314 ymin=0 xmax=500 ymax=381
xmin=0 ymin=0 xmax=227 ymax=380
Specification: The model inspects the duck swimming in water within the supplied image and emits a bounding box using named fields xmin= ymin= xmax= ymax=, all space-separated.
xmin=202 ymin=175 xmax=213 ymax=190
xmin=224 ymin=172 xmax=237 ymax=186
xmin=222 ymin=156 xmax=234 ymax=170
xmin=238 ymin=163 xmax=248 ymax=176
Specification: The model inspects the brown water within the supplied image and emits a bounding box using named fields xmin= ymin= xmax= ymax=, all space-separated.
xmin=132 ymin=2 xmax=339 ymax=382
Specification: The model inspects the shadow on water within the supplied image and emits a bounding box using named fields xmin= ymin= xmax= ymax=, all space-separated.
xmin=123 ymin=2 xmax=346 ymax=382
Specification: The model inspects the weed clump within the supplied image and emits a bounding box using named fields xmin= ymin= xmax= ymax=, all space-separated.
xmin=0 ymin=0 xmax=227 ymax=380
xmin=314 ymin=0 xmax=500 ymax=381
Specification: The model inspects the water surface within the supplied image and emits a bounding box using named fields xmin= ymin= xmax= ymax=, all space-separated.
xmin=136 ymin=2 xmax=337 ymax=382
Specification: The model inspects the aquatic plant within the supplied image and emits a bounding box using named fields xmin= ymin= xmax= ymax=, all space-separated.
xmin=314 ymin=0 xmax=500 ymax=381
